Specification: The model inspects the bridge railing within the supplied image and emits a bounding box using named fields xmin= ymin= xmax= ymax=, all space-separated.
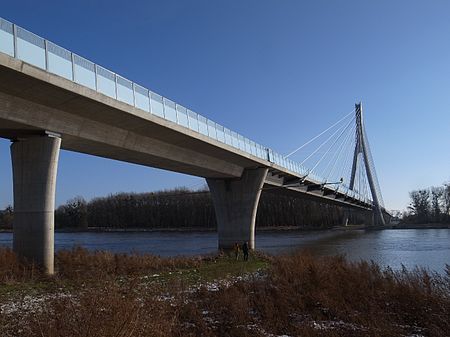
xmin=0 ymin=17 xmax=372 ymax=205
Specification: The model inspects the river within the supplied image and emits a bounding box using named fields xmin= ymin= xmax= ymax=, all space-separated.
xmin=0 ymin=228 xmax=449 ymax=273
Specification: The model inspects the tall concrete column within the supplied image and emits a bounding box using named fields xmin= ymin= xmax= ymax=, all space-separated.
xmin=11 ymin=135 xmax=61 ymax=274
xmin=207 ymin=167 xmax=268 ymax=250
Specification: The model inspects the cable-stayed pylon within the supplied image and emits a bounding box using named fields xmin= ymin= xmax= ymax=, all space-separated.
xmin=349 ymin=102 xmax=385 ymax=225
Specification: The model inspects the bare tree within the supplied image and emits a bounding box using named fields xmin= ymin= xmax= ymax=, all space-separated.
xmin=408 ymin=189 xmax=430 ymax=223
xmin=430 ymin=187 xmax=444 ymax=222
xmin=442 ymin=183 xmax=450 ymax=220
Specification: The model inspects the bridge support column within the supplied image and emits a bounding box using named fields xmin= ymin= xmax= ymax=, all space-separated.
xmin=11 ymin=134 xmax=61 ymax=275
xmin=207 ymin=168 xmax=268 ymax=250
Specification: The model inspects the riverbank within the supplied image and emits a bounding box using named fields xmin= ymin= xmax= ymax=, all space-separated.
xmin=388 ymin=223 xmax=450 ymax=229
xmin=0 ymin=225 xmax=333 ymax=233
xmin=1 ymin=223 xmax=448 ymax=234
xmin=0 ymin=248 xmax=448 ymax=337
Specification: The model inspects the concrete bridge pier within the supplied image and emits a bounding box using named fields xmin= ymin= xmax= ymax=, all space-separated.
xmin=11 ymin=134 xmax=61 ymax=275
xmin=207 ymin=167 xmax=268 ymax=250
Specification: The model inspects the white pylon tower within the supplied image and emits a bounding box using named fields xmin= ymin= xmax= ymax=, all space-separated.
xmin=349 ymin=103 xmax=385 ymax=225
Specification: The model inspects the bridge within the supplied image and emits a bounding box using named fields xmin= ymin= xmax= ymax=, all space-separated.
xmin=0 ymin=17 xmax=389 ymax=274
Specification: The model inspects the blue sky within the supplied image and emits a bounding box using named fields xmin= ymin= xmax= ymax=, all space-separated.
xmin=1 ymin=0 xmax=449 ymax=211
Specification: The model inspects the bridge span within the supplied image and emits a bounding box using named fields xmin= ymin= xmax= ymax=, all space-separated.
xmin=0 ymin=17 xmax=387 ymax=274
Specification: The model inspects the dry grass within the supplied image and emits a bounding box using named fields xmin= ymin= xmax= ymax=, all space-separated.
xmin=55 ymin=246 xmax=204 ymax=281
xmin=189 ymin=253 xmax=450 ymax=336
xmin=0 ymin=246 xmax=204 ymax=283
xmin=0 ymin=248 xmax=449 ymax=336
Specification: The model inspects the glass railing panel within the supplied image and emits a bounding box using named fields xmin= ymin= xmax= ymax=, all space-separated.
xmin=47 ymin=41 xmax=72 ymax=80
xmin=117 ymin=76 xmax=134 ymax=105
xmin=0 ymin=19 xmax=14 ymax=57
xmin=198 ymin=115 xmax=208 ymax=136
xmin=263 ymin=147 xmax=269 ymax=160
xmin=163 ymin=98 xmax=177 ymax=123
xmin=16 ymin=26 xmax=45 ymax=69
xmin=272 ymin=152 xmax=278 ymax=165
xmin=250 ymin=141 xmax=257 ymax=156
xmin=134 ymin=84 xmax=150 ymax=112
xmin=224 ymin=128 xmax=232 ymax=146
xmin=238 ymin=135 xmax=246 ymax=151
xmin=176 ymin=104 xmax=189 ymax=128
xmin=255 ymin=144 xmax=260 ymax=158
xmin=254 ymin=144 xmax=260 ymax=158
xmin=255 ymin=144 xmax=262 ymax=159
xmin=231 ymin=131 xmax=239 ymax=148
xmin=207 ymin=119 xmax=217 ymax=139
xmin=261 ymin=146 xmax=267 ymax=160
xmin=216 ymin=124 xmax=225 ymax=143
xmin=244 ymin=138 xmax=250 ymax=153
xmin=73 ymin=54 xmax=96 ymax=90
xmin=96 ymin=65 xmax=116 ymax=98
xmin=150 ymin=91 xmax=164 ymax=117
xmin=187 ymin=109 xmax=199 ymax=132
xmin=257 ymin=144 xmax=263 ymax=158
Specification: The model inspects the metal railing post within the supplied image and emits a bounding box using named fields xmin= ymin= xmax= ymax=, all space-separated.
xmin=13 ymin=24 xmax=17 ymax=58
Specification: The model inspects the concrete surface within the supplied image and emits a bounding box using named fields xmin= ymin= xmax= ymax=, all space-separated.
xmin=207 ymin=168 xmax=268 ymax=249
xmin=11 ymin=134 xmax=61 ymax=275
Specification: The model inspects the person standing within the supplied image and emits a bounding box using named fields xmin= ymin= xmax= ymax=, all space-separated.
xmin=233 ymin=242 xmax=240 ymax=260
xmin=242 ymin=241 xmax=249 ymax=261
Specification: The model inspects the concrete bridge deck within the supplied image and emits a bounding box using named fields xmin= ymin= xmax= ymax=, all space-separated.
xmin=0 ymin=53 xmax=371 ymax=210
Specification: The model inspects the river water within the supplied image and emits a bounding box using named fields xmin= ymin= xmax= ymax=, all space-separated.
xmin=0 ymin=229 xmax=449 ymax=273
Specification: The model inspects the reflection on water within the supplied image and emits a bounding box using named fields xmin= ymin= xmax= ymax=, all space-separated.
xmin=0 ymin=229 xmax=449 ymax=273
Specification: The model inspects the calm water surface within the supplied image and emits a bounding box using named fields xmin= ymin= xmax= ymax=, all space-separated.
xmin=0 ymin=229 xmax=449 ymax=273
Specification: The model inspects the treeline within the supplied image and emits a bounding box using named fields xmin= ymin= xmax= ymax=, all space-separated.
xmin=0 ymin=188 xmax=370 ymax=230
xmin=0 ymin=206 xmax=13 ymax=229
xmin=403 ymin=182 xmax=450 ymax=224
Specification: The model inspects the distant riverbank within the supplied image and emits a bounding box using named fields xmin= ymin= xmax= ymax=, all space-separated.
xmin=1 ymin=225 xmax=334 ymax=233
xmin=1 ymin=223 xmax=449 ymax=234
xmin=55 ymin=223 xmax=450 ymax=232
xmin=386 ymin=223 xmax=450 ymax=229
